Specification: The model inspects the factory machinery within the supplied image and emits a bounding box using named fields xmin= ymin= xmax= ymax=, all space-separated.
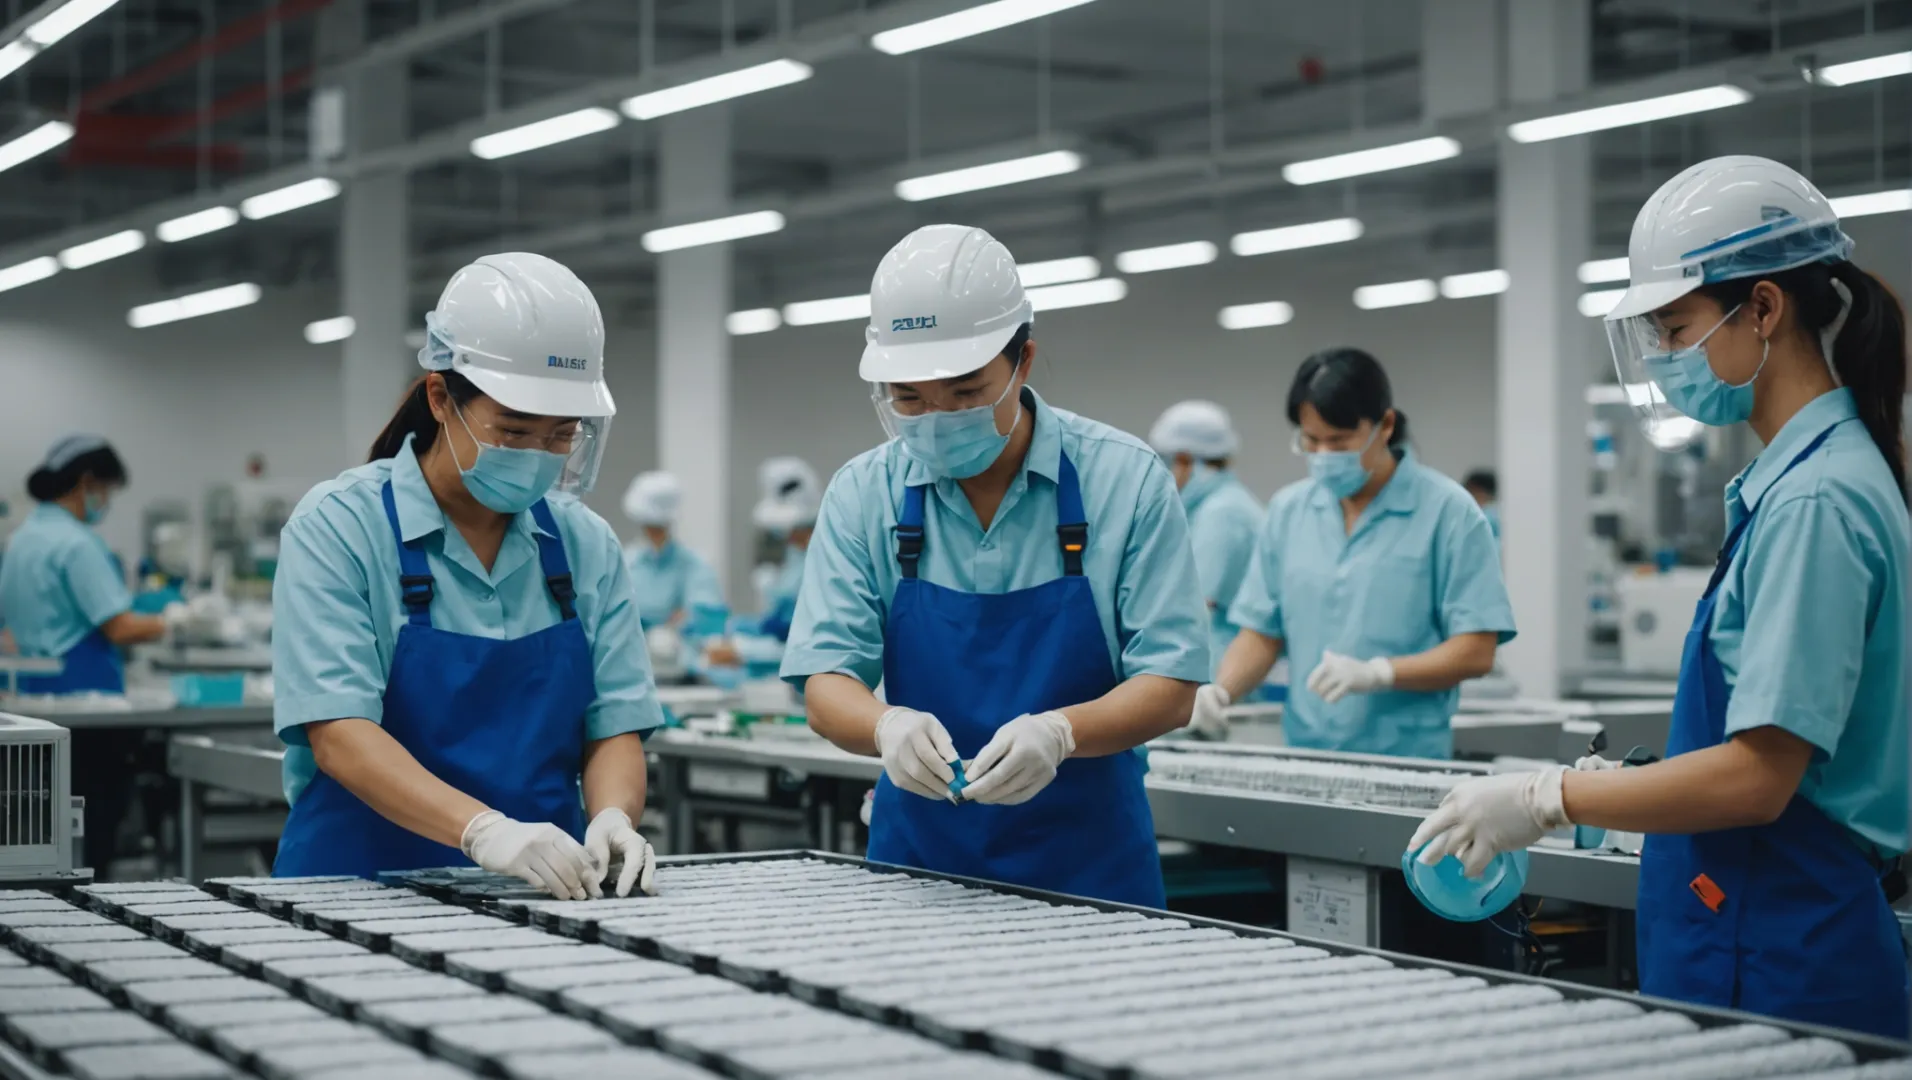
xmin=0 ymin=855 xmax=1899 ymax=1080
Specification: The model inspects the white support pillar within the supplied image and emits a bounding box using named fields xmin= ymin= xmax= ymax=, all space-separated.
xmin=656 ymin=107 xmax=733 ymax=576
xmin=331 ymin=0 xmax=411 ymax=461
xmin=1495 ymin=1 xmax=1593 ymax=698
xmin=1421 ymin=0 xmax=1500 ymax=122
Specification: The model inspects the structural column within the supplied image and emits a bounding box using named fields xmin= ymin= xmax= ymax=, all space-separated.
xmin=326 ymin=0 xmax=411 ymax=462
xmin=1494 ymin=2 xmax=1593 ymax=697
xmin=656 ymin=107 xmax=733 ymax=580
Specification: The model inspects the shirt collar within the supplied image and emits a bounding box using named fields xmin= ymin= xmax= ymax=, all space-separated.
xmin=1306 ymin=447 xmax=1421 ymax=514
xmin=1732 ymin=388 xmax=1858 ymax=515
xmin=898 ymin=385 xmax=1060 ymax=488
xmin=391 ymin=433 xmax=557 ymax=544
xmin=31 ymin=503 xmax=79 ymax=526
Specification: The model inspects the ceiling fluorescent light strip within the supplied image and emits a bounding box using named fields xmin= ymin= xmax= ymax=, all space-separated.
xmin=871 ymin=0 xmax=1100 ymax=55
xmin=1438 ymin=269 xmax=1509 ymax=299
xmin=1353 ymin=279 xmax=1438 ymax=310
xmin=1815 ymin=50 xmax=1912 ymax=87
xmin=1113 ymin=241 xmax=1216 ymax=274
xmin=1017 ymin=256 xmax=1099 ymax=287
xmin=0 ymin=0 xmax=123 ymax=86
xmin=156 ymin=206 xmax=240 ymax=242
xmin=1217 ymin=301 xmax=1293 ymax=330
xmin=782 ymin=294 xmax=870 ymax=326
xmin=470 ymin=107 xmax=619 ymax=160
xmin=240 ymin=178 xmax=340 ymax=219
xmin=1508 ymin=85 xmax=1750 ymax=143
xmin=1282 ymin=136 xmax=1461 ymax=185
xmin=1578 ymin=288 xmax=1625 ymax=318
xmin=1230 ymin=217 xmax=1363 ymax=257
xmin=57 ymin=228 xmax=144 ymax=269
xmin=1829 ymin=189 xmax=1912 ymax=218
xmin=622 ymin=59 xmax=813 ymax=120
xmin=1026 ymin=277 xmax=1126 ymax=311
xmin=0 ymin=255 xmax=57 ymax=292
xmin=895 ymin=150 xmax=1083 ymax=201
xmin=1577 ymin=256 xmax=1630 ymax=284
xmin=127 ymin=283 xmax=262 ymax=328
xmin=303 ymin=316 xmax=356 ymax=344
xmin=726 ymin=308 xmax=782 ymax=335
xmin=0 ymin=120 xmax=73 ymax=173
xmin=641 ymin=210 xmax=785 ymax=253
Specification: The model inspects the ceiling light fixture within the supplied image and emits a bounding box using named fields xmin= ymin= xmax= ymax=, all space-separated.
xmin=871 ymin=0 xmax=1100 ymax=55
xmin=1577 ymin=257 xmax=1630 ymax=284
xmin=1017 ymin=256 xmax=1099 ymax=287
xmin=1508 ymin=85 xmax=1750 ymax=143
xmin=1230 ymin=217 xmax=1364 ymax=257
xmin=470 ymin=107 xmax=620 ymax=160
xmin=622 ymin=59 xmax=813 ymax=120
xmin=239 ymin=178 xmax=340 ymax=220
xmin=1578 ymin=288 xmax=1625 ymax=318
xmin=1353 ymin=279 xmax=1439 ymax=310
xmin=128 ymin=283 xmax=262 ymax=329
xmin=726 ymin=308 xmax=782 ymax=335
xmin=1282 ymin=136 xmax=1461 ymax=185
xmin=1829 ymin=189 xmax=1912 ymax=218
xmin=641 ymin=210 xmax=786 ymax=253
xmin=1438 ymin=269 xmax=1509 ymax=299
xmin=1814 ymin=50 xmax=1912 ymax=87
xmin=57 ymin=228 xmax=145 ymax=270
xmin=1217 ymin=301 xmax=1294 ymax=330
xmin=1026 ymin=277 xmax=1126 ymax=311
xmin=0 ymin=255 xmax=56 ymax=292
xmin=782 ymin=294 xmax=871 ymax=326
xmin=895 ymin=149 xmax=1083 ymax=202
xmin=156 ymin=206 xmax=239 ymax=243
xmin=1113 ymin=241 xmax=1217 ymax=274
xmin=303 ymin=316 xmax=356 ymax=344
xmin=0 ymin=0 xmax=124 ymax=85
xmin=0 ymin=120 xmax=73 ymax=174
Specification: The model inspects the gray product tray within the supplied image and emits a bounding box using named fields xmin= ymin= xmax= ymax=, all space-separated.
xmin=301 ymin=972 xmax=488 ymax=1017
xmin=346 ymin=913 xmax=513 ymax=949
xmin=359 ymin=994 xmax=550 ymax=1046
xmin=425 ymin=1016 xmax=620 ymax=1073
xmin=259 ymin=954 xmax=416 ymax=992
xmin=388 ymin=927 xmax=560 ymax=968
xmin=218 ymin=938 xmax=369 ymax=975
xmin=440 ymin=943 xmax=631 ymax=989
xmin=63 ymin=1041 xmax=237 ymax=1080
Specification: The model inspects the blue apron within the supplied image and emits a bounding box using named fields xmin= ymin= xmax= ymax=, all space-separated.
xmin=866 ymin=450 xmax=1164 ymax=908
xmin=1636 ymin=421 xmax=1910 ymax=1041
xmin=273 ymin=484 xmax=598 ymax=879
xmin=21 ymin=629 xmax=123 ymax=693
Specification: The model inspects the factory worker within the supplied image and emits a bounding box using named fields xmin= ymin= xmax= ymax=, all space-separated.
xmin=621 ymin=471 xmax=723 ymax=629
xmin=270 ymin=253 xmax=665 ymax=901
xmin=1462 ymin=469 xmax=1499 ymax=540
xmin=1149 ymin=401 xmax=1264 ymax=693
xmin=783 ymin=224 xmax=1208 ymax=907
xmin=749 ymin=456 xmax=819 ymax=642
xmin=1195 ymin=348 xmax=1515 ymax=757
xmin=1409 ymin=157 xmax=1910 ymax=1040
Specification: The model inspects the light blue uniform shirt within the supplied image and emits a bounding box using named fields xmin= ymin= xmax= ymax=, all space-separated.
xmin=781 ymin=388 xmax=1210 ymax=690
xmin=1183 ymin=471 xmax=1264 ymax=679
xmin=1229 ymin=449 xmax=1515 ymax=758
xmin=0 ymin=504 xmax=131 ymax=658
xmin=625 ymin=538 xmax=723 ymax=629
xmin=1709 ymin=389 xmax=1909 ymax=855
xmin=272 ymin=441 xmax=665 ymax=805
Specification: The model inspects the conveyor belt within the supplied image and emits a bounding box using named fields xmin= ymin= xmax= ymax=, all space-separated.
xmin=0 ymin=857 xmax=1900 ymax=1080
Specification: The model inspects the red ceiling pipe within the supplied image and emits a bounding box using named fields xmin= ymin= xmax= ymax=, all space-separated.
xmin=77 ymin=0 xmax=333 ymax=115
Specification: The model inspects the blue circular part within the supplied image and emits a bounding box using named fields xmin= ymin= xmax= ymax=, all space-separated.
xmin=1401 ymin=844 xmax=1529 ymax=923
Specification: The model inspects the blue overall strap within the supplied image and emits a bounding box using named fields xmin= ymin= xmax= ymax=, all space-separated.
xmin=1704 ymin=420 xmax=1851 ymax=596
xmin=894 ymin=484 xmax=927 ymax=580
xmin=526 ymin=499 xmax=578 ymax=621
xmin=1055 ymin=449 xmax=1087 ymax=577
xmin=381 ymin=481 xmax=435 ymax=628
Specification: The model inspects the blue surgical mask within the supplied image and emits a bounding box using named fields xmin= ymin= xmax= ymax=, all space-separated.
xmin=1643 ymin=305 xmax=1766 ymax=427
xmin=451 ymin=405 xmax=568 ymax=514
xmin=1306 ymin=425 xmax=1383 ymax=500
xmin=1179 ymin=464 xmax=1225 ymax=510
xmin=82 ymin=491 xmax=108 ymax=525
xmin=892 ymin=376 xmax=1021 ymax=480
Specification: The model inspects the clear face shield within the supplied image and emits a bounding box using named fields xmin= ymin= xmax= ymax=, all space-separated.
xmin=454 ymin=402 xmax=612 ymax=494
xmin=1604 ymin=309 xmax=1724 ymax=451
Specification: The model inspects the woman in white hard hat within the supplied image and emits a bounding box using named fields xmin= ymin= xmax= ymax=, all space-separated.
xmin=1195 ymin=348 xmax=1515 ymax=757
xmin=1147 ymin=401 xmax=1264 ymax=698
xmin=621 ymin=471 xmax=724 ymax=630
xmin=1410 ymin=156 xmax=1910 ymax=1040
xmin=783 ymin=224 xmax=1208 ymax=907
xmin=748 ymin=457 xmax=820 ymax=642
xmin=270 ymin=253 xmax=665 ymax=901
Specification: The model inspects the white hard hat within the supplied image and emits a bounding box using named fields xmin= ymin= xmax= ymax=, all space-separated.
xmin=420 ymin=252 xmax=615 ymax=420
xmin=623 ymin=471 xmax=681 ymax=526
xmin=1605 ymin=155 xmax=1851 ymax=322
xmin=859 ymin=224 xmax=1034 ymax=384
xmin=1149 ymin=401 xmax=1238 ymax=459
xmin=753 ymin=456 xmax=820 ymax=531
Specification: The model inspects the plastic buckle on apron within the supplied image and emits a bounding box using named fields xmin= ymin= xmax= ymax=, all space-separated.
xmin=1689 ymin=873 xmax=1726 ymax=914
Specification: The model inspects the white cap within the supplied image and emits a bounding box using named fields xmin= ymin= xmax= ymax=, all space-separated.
xmin=1606 ymin=155 xmax=1847 ymax=321
xmin=623 ymin=471 xmax=681 ymax=526
xmin=860 ymin=224 xmax=1033 ymax=384
xmin=1148 ymin=401 xmax=1238 ymax=459
xmin=420 ymin=252 xmax=615 ymax=419
xmin=754 ymin=456 xmax=820 ymax=531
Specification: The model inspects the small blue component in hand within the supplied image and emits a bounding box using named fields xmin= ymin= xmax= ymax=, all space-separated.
xmin=947 ymin=760 xmax=969 ymax=802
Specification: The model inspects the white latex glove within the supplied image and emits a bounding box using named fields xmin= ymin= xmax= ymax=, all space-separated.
xmin=1574 ymin=754 xmax=1623 ymax=772
xmin=461 ymin=810 xmax=596 ymax=900
xmin=186 ymin=593 xmax=230 ymax=621
xmin=1408 ymin=767 xmax=1571 ymax=878
xmin=874 ymin=707 xmax=958 ymax=802
xmin=963 ymin=711 xmax=1075 ymax=806
xmin=1305 ymin=651 xmax=1395 ymax=704
xmin=1189 ymin=684 xmax=1232 ymax=740
xmin=583 ymin=808 xmax=655 ymax=898
xmin=159 ymin=602 xmax=190 ymax=634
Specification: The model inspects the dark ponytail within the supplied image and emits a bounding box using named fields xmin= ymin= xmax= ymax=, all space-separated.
xmin=26 ymin=444 xmax=126 ymax=502
xmin=368 ymin=371 xmax=481 ymax=463
xmin=1699 ymin=261 xmax=1908 ymax=503
xmin=1286 ymin=346 xmax=1409 ymax=448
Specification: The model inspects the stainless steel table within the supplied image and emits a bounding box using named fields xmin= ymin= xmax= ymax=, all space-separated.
xmin=0 ymin=701 xmax=273 ymax=730
xmin=168 ymin=731 xmax=287 ymax=882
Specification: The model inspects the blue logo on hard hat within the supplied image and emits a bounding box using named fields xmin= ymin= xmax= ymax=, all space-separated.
xmin=892 ymin=316 xmax=938 ymax=332
xmin=548 ymin=355 xmax=588 ymax=370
